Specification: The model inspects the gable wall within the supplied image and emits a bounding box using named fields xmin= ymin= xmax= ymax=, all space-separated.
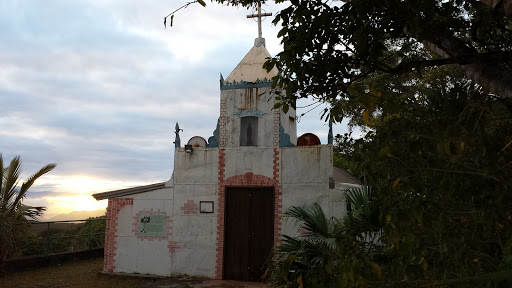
xmin=171 ymin=148 xmax=219 ymax=277
xmin=103 ymin=85 xmax=353 ymax=279
xmin=104 ymin=148 xmax=220 ymax=277
xmin=221 ymin=86 xmax=296 ymax=148
xmin=280 ymin=146 xmax=336 ymax=237
xmin=104 ymin=188 xmax=175 ymax=276
xmin=104 ymin=145 xmax=352 ymax=279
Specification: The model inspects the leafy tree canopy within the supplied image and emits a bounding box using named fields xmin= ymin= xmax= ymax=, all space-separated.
xmin=202 ymin=0 xmax=512 ymax=116
xmin=333 ymin=64 xmax=512 ymax=285
xmin=267 ymin=63 xmax=512 ymax=285
xmin=165 ymin=2 xmax=512 ymax=285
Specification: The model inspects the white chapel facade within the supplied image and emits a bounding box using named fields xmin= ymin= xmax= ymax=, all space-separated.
xmin=93 ymin=12 xmax=360 ymax=280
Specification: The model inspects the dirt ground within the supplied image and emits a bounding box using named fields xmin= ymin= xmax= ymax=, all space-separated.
xmin=0 ymin=258 xmax=267 ymax=288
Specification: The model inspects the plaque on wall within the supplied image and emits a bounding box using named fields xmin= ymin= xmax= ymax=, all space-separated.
xmin=200 ymin=201 xmax=214 ymax=213
xmin=138 ymin=213 xmax=166 ymax=237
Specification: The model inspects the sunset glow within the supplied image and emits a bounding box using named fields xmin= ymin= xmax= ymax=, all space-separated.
xmin=1 ymin=1 xmax=344 ymax=221
xmin=28 ymin=175 xmax=156 ymax=219
xmin=44 ymin=195 xmax=107 ymax=214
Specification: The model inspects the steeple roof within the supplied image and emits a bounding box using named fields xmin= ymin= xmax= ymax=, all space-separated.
xmin=225 ymin=43 xmax=278 ymax=83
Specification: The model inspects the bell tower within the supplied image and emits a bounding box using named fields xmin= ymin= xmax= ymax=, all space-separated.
xmin=217 ymin=5 xmax=296 ymax=149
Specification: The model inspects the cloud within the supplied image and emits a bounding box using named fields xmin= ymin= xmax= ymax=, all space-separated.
xmin=0 ymin=0 xmax=353 ymax=216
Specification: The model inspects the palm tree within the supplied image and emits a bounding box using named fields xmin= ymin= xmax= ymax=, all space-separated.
xmin=0 ymin=154 xmax=56 ymax=260
xmin=265 ymin=187 xmax=384 ymax=287
xmin=345 ymin=185 xmax=381 ymax=231
xmin=265 ymin=203 xmax=344 ymax=288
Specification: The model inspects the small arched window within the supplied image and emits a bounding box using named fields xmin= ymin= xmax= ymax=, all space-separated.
xmin=240 ymin=116 xmax=258 ymax=146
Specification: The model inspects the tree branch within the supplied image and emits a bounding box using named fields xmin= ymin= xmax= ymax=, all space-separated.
xmin=420 ymin=33 xmax=512 ymax=99
xmin=373 ymin=51 xmax=512 ymax=76
xmin=479 ymin=0 xmax=512 ymax=20
xmin=164 ymin=1 xmax=205 ymax=28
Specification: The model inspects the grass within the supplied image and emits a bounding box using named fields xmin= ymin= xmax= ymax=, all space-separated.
xmin=0 ymin=258 xmax=155 ymax=288
xmin=1 ymin=257 xmax=268 ymax=288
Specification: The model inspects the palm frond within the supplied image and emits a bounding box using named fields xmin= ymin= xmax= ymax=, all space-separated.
xmin=285 ymin=203 xmax=331 ymax=238
xmin=0 ymin=154 xmax=4 ymax=204
xmin=0 ymin=154 xmax=54 ymax=260
xmin=11 ymin=163 xmax=55 ymax=214
xmin=19 ymin=204 xmax=46 ymax=221
xmin=345 ymin=185 xmax=373 ymax=218
xmin=2 ymin=156 xmax=21 ymax=212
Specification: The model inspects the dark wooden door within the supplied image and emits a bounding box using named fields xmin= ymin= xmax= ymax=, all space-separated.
xmin=224 ymin=187 xmax=274 ymax=281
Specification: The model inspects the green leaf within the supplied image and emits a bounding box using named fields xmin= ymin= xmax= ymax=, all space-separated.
xmin=326 ymin=258 xmax=333 ymax=274
xmin=377 ymin=146 xmax=390 ymax=158
xmin=277 ymin=28 xmax=288 ymax=38
xmin=197 ymin=0 xmax=206 ymax=7
xmin=362 ymin=110 xmax=370 ymax=125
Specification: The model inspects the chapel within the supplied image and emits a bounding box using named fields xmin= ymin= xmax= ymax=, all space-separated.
xmin=92 ymin=7 xmax=360 ymax=281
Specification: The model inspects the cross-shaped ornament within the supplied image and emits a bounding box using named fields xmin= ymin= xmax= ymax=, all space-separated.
xmin=246 ymin=2 xmax=272 ymax=40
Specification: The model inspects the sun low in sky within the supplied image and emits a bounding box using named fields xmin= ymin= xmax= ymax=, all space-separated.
xmin=25 ymin=175 xmax=155 ymax=219
xmin=1 ymin=1 xmax=353 ymax=220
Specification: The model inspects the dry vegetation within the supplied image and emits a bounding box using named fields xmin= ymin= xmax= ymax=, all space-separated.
xmin=0 ymin=258 xmax=266 ymax=288
xmin=0 ymin=258 xmax=154 ymax=288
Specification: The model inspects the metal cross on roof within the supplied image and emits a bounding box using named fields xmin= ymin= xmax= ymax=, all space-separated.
xmin=246 ymin=2 xmax=272 ymax=40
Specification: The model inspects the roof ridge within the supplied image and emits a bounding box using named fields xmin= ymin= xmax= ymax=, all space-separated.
xmin=92 ymin=182 xmax=166 ymax=200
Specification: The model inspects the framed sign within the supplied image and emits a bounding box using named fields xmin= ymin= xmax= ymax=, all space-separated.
xmin=200 ymin=201 xmax=214 ymax=213
xmin=138 ymin=213 xmax=166 ymax=237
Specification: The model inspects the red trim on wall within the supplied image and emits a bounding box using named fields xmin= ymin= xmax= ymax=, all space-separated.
xmin=216 ymin=95 xmax=228 ymax=278
xmin=131 ymin=209 xmax=180 ymax=255
xmin=214 ymin=172 xmax=283 ymax=279
xmin=104 ymin=197 xmax=133 ymax=273
xmin=180 ymin=200 xmax=199 ymax=215
xmin=215 ymin=149 xmax=226 ymax=279
xmin=214 ymin=89 xmax=284 ymax=279
xmin=273 ymin=108 xmax=280 ymax=148
xmin=219 ymin=98 xmax=227 ymax=148
xmin=272 ymin=109 xmax=283 ymax=247
xmin=273 ymin=149 xmax=283 ymax=247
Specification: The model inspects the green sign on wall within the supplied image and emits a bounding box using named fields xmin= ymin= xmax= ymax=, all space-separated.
xmin=138 ymin=213 xmax=166 ymax=237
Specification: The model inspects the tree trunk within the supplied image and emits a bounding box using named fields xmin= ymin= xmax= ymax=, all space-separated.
xmin=422 ymin=33 xmax=512 ymax=99
xmin=479 ymin=0 xmax=512 ymax=19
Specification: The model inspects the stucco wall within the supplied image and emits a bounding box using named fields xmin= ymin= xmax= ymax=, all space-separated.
xmin=109 ymin=148 xmax=220 ymax=277
xmin=107 ymin=143 xmax=355 ymax=279
xmin=281 ymin=146 xmax=334 ymax=237
xmin=171 ymin=147 xmax=219 ymax=277
xmin=281 ymin=146 xmax=333 ymax=184
xmin=223 ymin=147 xmax=274 ymax=179
xmin=173 ymin=147 xmax=219 ymax=184
xmin=109 ymin=190 xmax=174 ymax=276
xmin=221 ymin=87 xmax=296 ymax=148
xmin=330 ymin=183 xmax=359 ymax=220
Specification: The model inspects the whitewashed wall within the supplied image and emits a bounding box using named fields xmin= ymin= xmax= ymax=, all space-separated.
xmin=171 ymin=148 xmax=219 ymax=277
xmin=111 ymin=148 xmax=219 ymax=277
xmin=110 ymin=145 xmax=353 ymax=278
xmin=221 ymin=86 xmax=297 ymax=148
xmin=281 ymin=146 xmax=332 ymax=237
xmin=114 ymin=187 xmax=174 ymax=276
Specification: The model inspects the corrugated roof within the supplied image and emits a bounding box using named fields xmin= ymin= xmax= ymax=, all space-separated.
xmin=92 ymin=182 xmax=166 ymax=200
xmin=333 ymin=166 xmax=361 ymax=185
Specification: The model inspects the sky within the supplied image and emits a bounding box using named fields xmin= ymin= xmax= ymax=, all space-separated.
xmin=0 ymin=0 xmax=353 ymax=219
